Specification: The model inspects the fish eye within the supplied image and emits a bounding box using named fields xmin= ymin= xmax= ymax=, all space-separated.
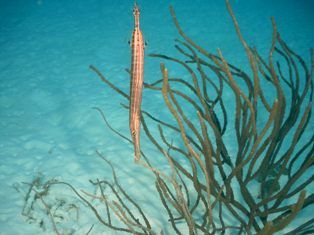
xmin=133 ymin=6 xmax=140 ymax=15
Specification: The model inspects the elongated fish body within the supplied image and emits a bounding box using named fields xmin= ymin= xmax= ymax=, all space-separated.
xmin=130 ymin=4 xmax=144 ymax=162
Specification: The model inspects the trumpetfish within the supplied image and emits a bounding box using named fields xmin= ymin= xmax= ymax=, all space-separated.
xmin=130 ymin=3 xmax=144 ymax=162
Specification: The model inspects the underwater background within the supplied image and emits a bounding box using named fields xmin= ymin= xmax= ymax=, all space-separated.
xmin=0 ymin=0 xmax=313 ymax=234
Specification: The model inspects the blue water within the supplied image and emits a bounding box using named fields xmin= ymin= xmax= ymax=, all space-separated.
xmin=0 ymin=0 xmax=313 ymax=234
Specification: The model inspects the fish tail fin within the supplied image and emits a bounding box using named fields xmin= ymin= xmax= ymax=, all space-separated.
xmin=132 ymin=130 xmax=141 ymax=162
xmin=134 ymin=146 xmax=141 ymax=163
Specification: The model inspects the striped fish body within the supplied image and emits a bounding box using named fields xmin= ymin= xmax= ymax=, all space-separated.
xmin=130 ymin=4 xmax=144 ymax=162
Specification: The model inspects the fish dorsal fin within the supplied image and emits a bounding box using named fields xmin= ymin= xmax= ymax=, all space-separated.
xmin=132 ymin=130 xmax=136 ymax=137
